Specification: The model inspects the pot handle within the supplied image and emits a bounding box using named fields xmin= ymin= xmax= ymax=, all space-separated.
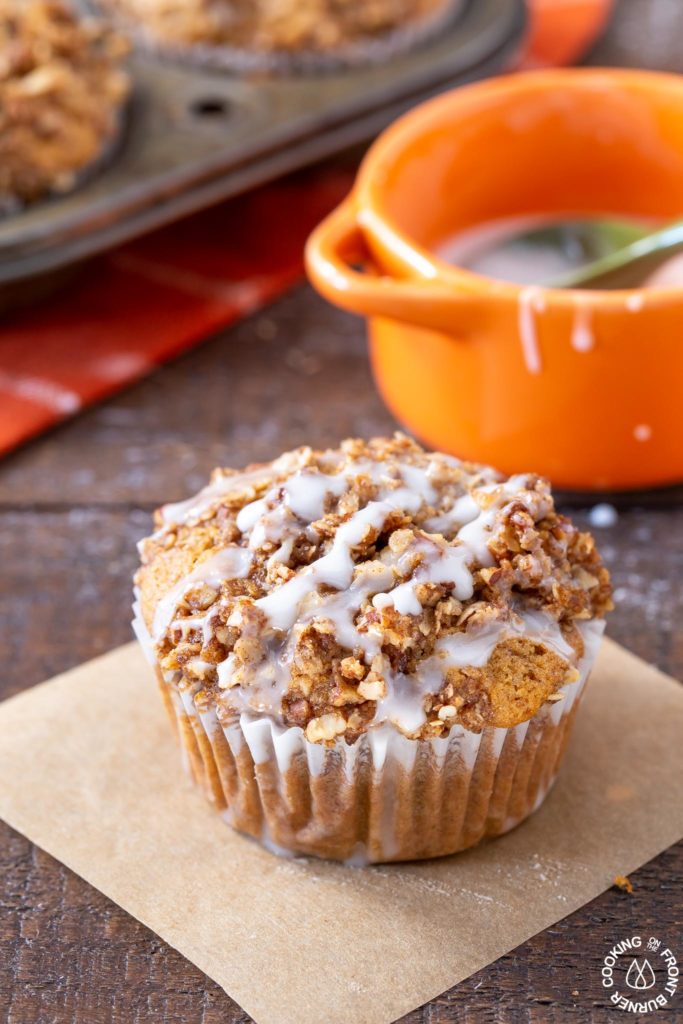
xmin=305 ymin=198 xmax=487 ymax=335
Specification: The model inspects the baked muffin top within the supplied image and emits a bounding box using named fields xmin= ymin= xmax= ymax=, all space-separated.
xmin=99 ymin=0 xmax=448 ymax=52
xmin=0 ymin=0 xmax=130 ymax=205
xmin=136 ymin=435 xmax=612 ymax=742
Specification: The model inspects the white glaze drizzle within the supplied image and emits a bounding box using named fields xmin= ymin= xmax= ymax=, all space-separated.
xmin=255 ymin=492 xmax=418 ymax=631
xmin=161 ymin=469 xmax=273 ymax=526
xmin=518 ymin=286 xmax=544 ymax=375
xmin=283 ymin=461 xmax=477 ymax=620
xmin=423 ymin=493 xmax=480 ymax=535
xmin=160 ymin=450 xmax=306 ymax=527
xmin=281 ymin=470 xmax=347 ymax=521
xmin=634 ymin=424 xmax=652 ymax=442
xmin=235 ymin=496 xmax=269 ymax=534
xmin=571 ymin=300 xmax=595 ymax=353
xmin=625 ymin=293 xmax=644 ymax=311
xmin=375 ymin=608 xmax=576 ymax=732
xmin=244 ymin=467 xmax=539 ymax=631
xmin=220 ymin=473 xmax=561 ymax=728
xmin=152 ymin=546 xmax=253 ymax=641
xmin=149 ymin=449 xmax=589 ymax=735
xmin=373 ymin=536 xmax=474 ymax=616
xmin=137 ymin=615 xmax=603 ymax=794
xmin=298 ymin=560 xmax=395 ymax=657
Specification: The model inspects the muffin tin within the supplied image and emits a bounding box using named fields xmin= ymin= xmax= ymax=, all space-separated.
xmin=0 ymin=0 xmax=525 ymax=291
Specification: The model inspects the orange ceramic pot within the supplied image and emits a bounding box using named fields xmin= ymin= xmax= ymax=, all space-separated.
xmin=306 ymin=69 xmax=683 ymax=490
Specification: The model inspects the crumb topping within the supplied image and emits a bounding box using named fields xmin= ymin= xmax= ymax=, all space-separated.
xmin=98 ymin=0 xmax=449 ymax=52
xmin=136 ymin=435 xmax=612 ymax=741
xmin=0 ymin=0 xmax=130 ymax=204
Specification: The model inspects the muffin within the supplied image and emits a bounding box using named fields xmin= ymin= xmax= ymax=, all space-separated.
xmin=97 ymin=0 xmax=459 ymax=71
xmin=134 ymin=435 xmax=612 ymax=863
xmin=0 ymin=0 xmax=130 ymax=208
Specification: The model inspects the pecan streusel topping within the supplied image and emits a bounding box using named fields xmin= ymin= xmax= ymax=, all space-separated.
xmin=0 ymin=0 xmax=130 ymax=204
xmin=98 ymin=0 xmax=449 ymax=52
xmin=136 ymin=435 xmax=612 ymax=742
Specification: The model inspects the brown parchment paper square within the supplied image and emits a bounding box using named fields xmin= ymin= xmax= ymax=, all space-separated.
xmin=0 ymin=638 xmax=682 ymax=1024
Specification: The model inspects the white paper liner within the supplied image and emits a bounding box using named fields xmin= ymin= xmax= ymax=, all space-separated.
xmin=133 ymin=599 xmax=604 ymax=863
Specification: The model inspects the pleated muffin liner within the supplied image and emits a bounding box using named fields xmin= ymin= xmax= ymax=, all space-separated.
xmin=90 ymin=0 xmax=465 ymax=76
xmin=134 ymin=598 xmax=604 ymax=864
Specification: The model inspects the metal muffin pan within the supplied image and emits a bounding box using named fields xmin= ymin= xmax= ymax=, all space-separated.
xmin=0 ymin=0 xmax=525 ymax=286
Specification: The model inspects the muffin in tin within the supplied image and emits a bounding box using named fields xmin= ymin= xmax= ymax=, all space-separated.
xmin=96 ymin=0 xmax=461 ymax=72
xmin=134 ymin=435 xmax=612 ymax=863
xmin=0 ymin=0 xmax=130 ymax=209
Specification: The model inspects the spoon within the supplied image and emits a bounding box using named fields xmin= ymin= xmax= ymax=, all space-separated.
xmin=523 ymin=217 xmax=683 ymax=290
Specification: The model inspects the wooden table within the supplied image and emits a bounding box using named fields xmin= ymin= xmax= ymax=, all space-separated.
xmin=1 ymin=2 xmax=682 ymax=1020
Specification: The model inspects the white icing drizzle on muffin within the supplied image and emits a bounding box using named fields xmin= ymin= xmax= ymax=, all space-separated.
xmin=136 ymin=435 xmax=612 ymax=740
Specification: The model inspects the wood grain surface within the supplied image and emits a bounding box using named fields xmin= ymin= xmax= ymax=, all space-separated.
xmin=2 ymin=3 xmax=683 ymax=1020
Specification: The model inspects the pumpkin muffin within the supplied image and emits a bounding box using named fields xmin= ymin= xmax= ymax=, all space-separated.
xmin=0 ymin=0 xmax=130 ymax=208
xmin=134 ymin=435 xmax=612 ymax=863
xmin=97 ymin=0 xmax=458 ymax=69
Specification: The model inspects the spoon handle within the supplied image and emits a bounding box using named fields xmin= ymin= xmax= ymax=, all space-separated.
xmin=549 ymin=217 xmax=683 ymax=289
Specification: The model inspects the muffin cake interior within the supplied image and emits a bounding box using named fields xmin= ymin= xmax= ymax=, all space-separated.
xmin=136 ymin=435 xmax=612 ymax=745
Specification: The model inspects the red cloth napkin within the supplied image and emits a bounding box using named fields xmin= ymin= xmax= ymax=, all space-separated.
xmin=0 ymin=0 xmax=613 ymax=457
xmin=0 ymin=167 xmax=353 ymax=456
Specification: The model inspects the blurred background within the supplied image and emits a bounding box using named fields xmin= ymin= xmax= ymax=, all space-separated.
xmin=1 ymin=0 xmax=681 ymax=685
xmin=1 ymin=3 xmax=682 ymax=1016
